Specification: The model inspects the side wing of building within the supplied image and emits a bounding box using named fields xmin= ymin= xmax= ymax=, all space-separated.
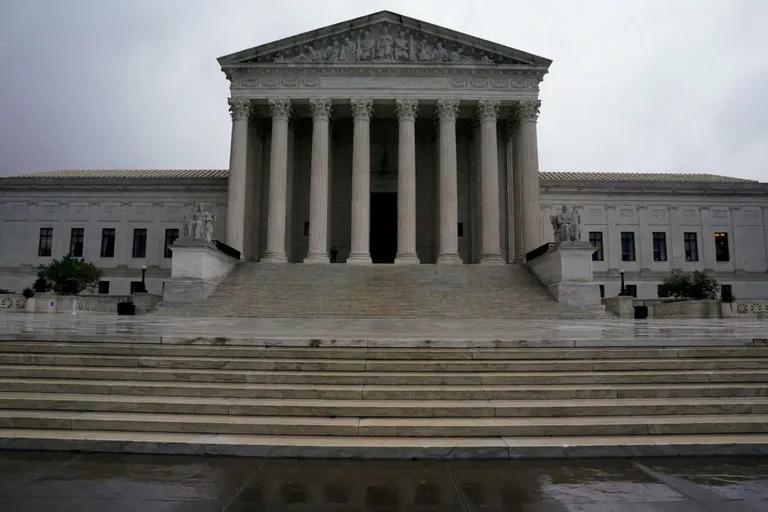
xmin=0 ymin=172 xmax=227 ymax=295
xmin=540 ymin=173 xmax=768 ymax=299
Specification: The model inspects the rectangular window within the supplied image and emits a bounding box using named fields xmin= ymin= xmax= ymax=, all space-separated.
xmin=589 ymin=232 xmax=604 ymax=261
xmin=69 ymin=228 xmax=84 ymax=257
xmin=132 ymin=229 xmax=147 ymax=258
xmin=715 ymin=232 xmax=729 ymax=262
xmin=721 ymin=284 xmax=733 ymax=303
xmin=164 ymin=228 xmax=179 ymax=258
xmin=38 ymin=228 xmax=53 ymax=257
xmin=621 ymin=232 xmax=635 ymax=261
xmin=100 ymin=228 xmax=115 ymax=258
xmin=625 ymin=284 xmax=637 ymax=298
xmin=598 ymin=284 xmax=605 ymax=298
xmin=652 ymin=232 xmax=667 ymax=262
xmin=658 ymin=284 xmax=668 ymax=298
xmin=130 ymin=281 xmax=144 ymax=294
xmin=98 ymin=281 xmax=110 ymax=294
xmin=457 ymin=222 xmax=464 ymax=237
xmin=684 ymin=232 xmax=698 ymax=262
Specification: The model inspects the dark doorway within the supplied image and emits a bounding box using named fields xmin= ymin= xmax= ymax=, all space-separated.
xmin=370 ymin=193 xmax=397 ymax=263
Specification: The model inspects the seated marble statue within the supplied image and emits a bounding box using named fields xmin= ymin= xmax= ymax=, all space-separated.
xmin=183 ymin=203 xmax=216 ymax=243
xmin=550 ymin=205 xmax=581 ymax=243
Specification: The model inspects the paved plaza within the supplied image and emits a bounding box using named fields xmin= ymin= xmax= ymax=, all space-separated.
xmin=0 ymin=451 xmax=766 ymax=511
xmin=0 ymin=311 xmax=766 ymax=346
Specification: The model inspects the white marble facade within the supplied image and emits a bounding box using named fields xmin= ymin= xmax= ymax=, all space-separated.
xmin=0 ymin=12 xmax=766 ymax=300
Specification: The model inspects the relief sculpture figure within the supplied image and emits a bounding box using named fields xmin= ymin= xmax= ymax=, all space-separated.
xmin=394 ymin=30 xmax=410 ymax=60
xmin=356 ymin=30 xmax=375 ymax=60
xmin=376 ymin=25 xmax=394 ymax=60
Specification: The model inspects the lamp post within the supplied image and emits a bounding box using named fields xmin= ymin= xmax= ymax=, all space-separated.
xmin=140 ymin=265 xmax=147 ymax=293
xmin=619 ymin=269 xmax=627 ymax=296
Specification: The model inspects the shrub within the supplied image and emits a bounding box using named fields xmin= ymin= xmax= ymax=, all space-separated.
xmin=658 ymin=270 xmax=718 ymax=300
xmin=33 ymin=278 xmax=50 ymax=293
xmin=22 ymin=288 xmax=34 ymax=299
xmin=36 ymin=256 xmax=102 ymax=295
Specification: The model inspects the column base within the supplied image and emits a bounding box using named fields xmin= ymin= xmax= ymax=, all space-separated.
xmin=394 ymin=253 xmax=420 ymax=265
xmin=346 ymin=253 xmax=372 ymax=265
xmin=437 ymin=253 xmax=463 ymax=265
xmin=303 ymin=253 xmax=329 ymax=264
xmin=480 ymin=254 xmax=506 ymax=265
xmin=262 ymin=252 xmax=288 ymax=263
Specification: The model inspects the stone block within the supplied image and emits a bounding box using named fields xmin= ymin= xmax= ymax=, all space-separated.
xmin=526 ymin=241 xmax=602 ymax=306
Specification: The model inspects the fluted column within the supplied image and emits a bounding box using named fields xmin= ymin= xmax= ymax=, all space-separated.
xmin=263 ymin=98 xmax=292 ymax=263
xmin=394 ymin=99 xmax=419 ymax=264
xmin=226 ymin=98 xmax=250 ymax=259
xmin=506 ymin=119 xmax=523 ymax=262
xmin=516 ymin=100 xmax=543 ymax=256
xmin=477 ymin=99 xmax=504 ymax=264
xmin=436 ymin=99 xmax=462 ymax=264
xmin=303 ymin=98 xmax=332 ymax=264
xmin=347 ymin=98 xmax=373 ymax=265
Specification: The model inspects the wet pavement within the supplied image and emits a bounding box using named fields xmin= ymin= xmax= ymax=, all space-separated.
xmin=0 ymin=452 xmax=766 ymax=511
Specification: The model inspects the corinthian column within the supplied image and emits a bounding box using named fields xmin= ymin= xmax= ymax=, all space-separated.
xmin=303 ymin=98 xmax=333 ymax=264
xmin=394 ymin=99 xmax=419 ymax=264
xmin=516 ymin=100 xmax=543 ymax=256
xmin=263 ymin=98 xmax=291 ymax=263
xmin=477 ymin=99 xmax=504 ymax=264
xmin=436 ymin=99 xmax=462 ymax=264
xmin=347 ymin=98 xmax=373 ymax=265
xmin=226 ymin=98 xmax=250 ymax=259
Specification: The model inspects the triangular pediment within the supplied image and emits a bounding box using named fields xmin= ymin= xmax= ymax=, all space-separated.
xmin=219 ymin=11 xmax=551 ymax=68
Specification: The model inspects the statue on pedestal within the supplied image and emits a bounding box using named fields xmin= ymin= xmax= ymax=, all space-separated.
xmin=550 ymin=205 xmax=581 ymax=243
xmin=183 ymin=203 xmax=216 ymax=243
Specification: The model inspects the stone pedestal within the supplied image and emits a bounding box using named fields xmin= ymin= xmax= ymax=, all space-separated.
xmin=602 ymin=296 xmax=635 ymax=318
xmin=526 ymin=241 xmax=601 ymax=306
xmin=163 ymin=240 xmax=239 ymax=303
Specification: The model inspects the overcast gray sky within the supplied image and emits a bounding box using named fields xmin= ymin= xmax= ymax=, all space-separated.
xmin=0 ymin=0 xmax=766 ymax=180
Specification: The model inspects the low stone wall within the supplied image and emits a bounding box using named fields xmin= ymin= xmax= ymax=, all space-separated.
xmin=722 ymin=300 xmax=768 ymax=319
xmin=0 ymin=293 xmax=25 ymax=310
xmin=0 ymin=293 xmax=160 ymax=314
xmin=647 ymin=299 xmax=721 ymax=319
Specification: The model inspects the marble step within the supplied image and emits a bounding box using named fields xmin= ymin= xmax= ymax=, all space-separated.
xmin=2 ymin=410 xmax=768 ymax=437
xmin=3 ymin=365 xmax=768 ymax=385
xmin=1 ymin=392 xmax=767 ymax=418
xmin=2 ymin=353 xmax=767 ymax=372
xmin=2 ymin=342 xmax=767 ymax=360
xmin=3 ymin=378 xmax=768 ymax=400
xmin=2 ymin=429 xmax=768 ymax=458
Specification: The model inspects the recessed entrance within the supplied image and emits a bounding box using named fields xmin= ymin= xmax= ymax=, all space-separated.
xmin=370 ymin=192 xmax=397 ymax=263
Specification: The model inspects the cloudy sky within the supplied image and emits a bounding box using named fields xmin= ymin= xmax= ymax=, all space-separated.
xmin=0 ymin=0 xmax=766 ymax=180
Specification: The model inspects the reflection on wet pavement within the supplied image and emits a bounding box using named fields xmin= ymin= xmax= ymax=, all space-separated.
xmin=0 ymin=452 xmax=766 ymax=511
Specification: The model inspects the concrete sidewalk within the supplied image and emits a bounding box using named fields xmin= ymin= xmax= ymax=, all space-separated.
xmin=0 ymin=311 xmax=765 ymax=346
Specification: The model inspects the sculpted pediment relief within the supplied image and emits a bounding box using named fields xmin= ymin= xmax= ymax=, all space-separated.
xmin=220 ymin=12 xmax=551 ymax=69
xmin=255 ymin=23 xmax=511 ymax=65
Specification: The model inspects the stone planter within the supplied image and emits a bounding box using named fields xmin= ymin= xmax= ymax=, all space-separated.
xmin=23 ymin=297 xmax=35 ymax=313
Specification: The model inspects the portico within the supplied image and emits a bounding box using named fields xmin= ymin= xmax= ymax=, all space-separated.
xmin=219 ymin=11 xmax=551 ymax=264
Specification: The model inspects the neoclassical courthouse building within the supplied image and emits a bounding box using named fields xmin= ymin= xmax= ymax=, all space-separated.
xmin=1 ymin=11 xmax=767 ymax=301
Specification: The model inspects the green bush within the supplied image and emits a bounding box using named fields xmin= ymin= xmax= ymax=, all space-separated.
xmin=36 ymin=256 xmax=102 ymax=295
xmin=658 ymin=270 xmax=718 ymax=300
xmin=22 ymin=288 xmax=35 ymax=298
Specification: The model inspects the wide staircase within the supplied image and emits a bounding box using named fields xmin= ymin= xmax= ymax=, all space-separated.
xmin=158 ymin=263 xmax=604 ymax=318
xmin=0 ymin=339 xmax=767 ymax=458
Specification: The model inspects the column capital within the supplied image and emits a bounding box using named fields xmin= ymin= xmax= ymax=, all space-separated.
xmin=268 ymin=98 xmax=292 ymax=120
xmin=436 ymin=99 xmax=460 ymax=121
xmin=476 ymin=99 xmax=501 ymax=121
xmin=515 ymin=100 xmax=541 ymax=122
xmin=395 ymin=99 xmax=419 ymax=120
xmin=350 ymin=98 xmax=374 ymax=120
xmin=309 ymin=98 xmax=333 ymax=120
xmin=228 ymin=98 xmax=251 ymax=121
